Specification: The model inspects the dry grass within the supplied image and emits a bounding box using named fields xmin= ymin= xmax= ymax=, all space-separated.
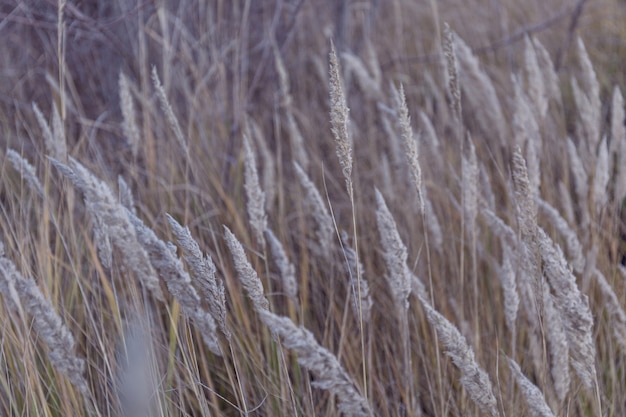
xmin=1 ymin=1 xmax=626 ymax=416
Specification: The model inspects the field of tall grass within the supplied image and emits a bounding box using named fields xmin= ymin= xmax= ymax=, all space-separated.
xmin=2 ymin=1 xmax=626 ymax=416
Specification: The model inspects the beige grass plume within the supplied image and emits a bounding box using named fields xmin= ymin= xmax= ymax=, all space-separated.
xmin=151 ymin=66 xmax=189 ymax=156
xmin=266 ymin=228 xmax=299 ymax=306
xmin=127 ymin=212 xmax=222 ymax=355
xmin=6 ymin=149 xmax=44 ymax=197
xmin=507 ymin=357 xmax=556 ymax=417
xmin=293 ymin=162 xmax=334 ymax=256
xmin=0 ymin=244 xmax=89 ymax=395
xmin=418 ymin=295 xmax=500 ymax=417
xmin=537 ymin=227 xmax=596 ymax=388
xmin=119 ymin=71 xmax=140 ymax=159
xmin=394 ymin=84 xmax=425 ymax=214
xmin=258 ymin=309 xmax=373 ymax=417
xmin=340 ymin=231 xmax=372 ymax=323
xmin=375 ymin=189 xmax=415 ymax=310
xmin=223 ymin=226 xmax=269 ymax=313
xmin=242 ymin=135 xmax=267 ymax=248
xmin=329 ymin=41 xmax=353 ymax=194
xmin=52 ymin=158 xmax=163 ymax=299
xmin=167 ymin=214 xmax=230 ymax=340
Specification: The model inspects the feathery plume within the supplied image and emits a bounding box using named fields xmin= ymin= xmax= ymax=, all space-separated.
xmin=52 ymin=158 xmax=163 ymax=296
xmin=340 ymin=231 xmax=372 ymax=323
xmin=610 ymin=87 xmax=626 ymax=203
xmin=266 ymin=228 xmax=299 ymax=306
xmin=419 ymin=296 xmax=500 ymax=417
xmin=542 ymin=282 xmax=570 ymax=402
xmin=341 ymin=41 xmax=382 ymax=100
xmin=536 ymin=198 xmax=585 ymax=274
xmin=128 ymin=212 xmax=221 ymax=355
xmin=524 ymin=36 xmax=548 ymax=120
xmin=499 ymin=243 xmax=519 ymax=334
xmin=511 ymin=147 xmax=537 ymax=242
xmin=223 ymin=226 xmax=269 ymax=313
xmin=507 ymin=358 xmax=556 ymax=417
xmin=454 ymin=33 xmax=506 ymax=144
xmin=576 ymin=37 xmax=601 ymax=153
xmin=592 ymin=136 xmax=609 ymax=213
xmin=395 ymin=84 xmax=425 ymax=213
xmin=566 ymin=137 xmax=589 ymax=219
xmin=259 ymin=309 xmax=373 ymax=417
xmin=537 ymin=227 xmax=596 ymax=388
xmin=532 ymin=38 xmax=562 ymax=106
xmin=51 ymin=102 xmax=67 ymax=161
xmin=119 ymin=71 xmax=140 ymax=159
xmin=462 ymin=137 xmax=479 ymax=236
xmin=167 ymin=215 xmax=230 ymax=340
xmin=375 ymin=189 xmax=412 ymax=313
xmin=293 ymin=162 xmax=334 ymax=255
xmin=6 ymin=149 xmax=44 ymax=197
xmin=593 ymin=269 xmax=626 ymax=353
xmin=242 ymin=135 xmax=267 ymax=248
xmin=329 ymin=41 xmax=353 ymax=194
xmin=33 ymin=102 xmax=66 ymax=161
xmin=117 ymin=176 xmax=136 ymax=215
xmin=151 ymin=66 xmax=189 ymax=156
xmin=0 ymin=250 xmax=88 ymax=394
xmin=443 ymin=22 xmax=461 ymax=120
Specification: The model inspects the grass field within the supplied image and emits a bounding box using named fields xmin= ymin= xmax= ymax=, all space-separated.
xmin=1 ymin=1 xmax=626 ymax=416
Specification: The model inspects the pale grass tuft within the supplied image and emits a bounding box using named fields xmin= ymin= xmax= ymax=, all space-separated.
xmin=340 ymin=231 xmax=372 ymax=323
xmin=542 ymin=282 xmax=570 ymax=402
xmin=117 ymin=176 xmax=136 ymax=215
xmin=592 ymin=136 xmax=609 ymax=213
xmin=498 ymin=243 xmax=519 ymax=334
xmin=536 ymin=198 xmax=585 ymax=274
xmin=566 ymin=137 xmax=589 ymax=223
xmin=424 ymin=193 xmax=444 ymax=254
xmin=266 ymin=228 xmax=299 ymax=306
xmin=576 ymin=37 xmax=601 ymax=153
xmin=167 ymin=214 xmax=230 ymax=340
xmin=511 ymin=146 xmax=537 ymax=242
xmin=462 ymin=137 xmax=478 ymax=236
xmin=33 ymin=102 xmax=67 ymax=161
xmin=127 ymin=212 xmax=222 ymax=355
xmin=395 ymin=84 xmax=425 ymax=213
xmin=246 ymin=118 xmax=276 ymax=210
xmin=341 ymin=40 xmax=382 ymax=99
xmin=0 ymin=249 xmax=89 ymax=395
xmin=52 ymin=158 xmax=162 ymax=296
xmin=593 ymin=269 xmax=626 ymax=353
xmin=293 ymin=162 xmax=334 ymax=256
xmin=119 ymin=71 xmax=140 ymax=159
xmin=242 ymin=135 xmax=267 ymax=248
xmin=454 ymin=33 xmax=506 ymax=144
xmin=151 ymin=66 xmax=189 ymax=156
xmin=611 ymin=86 xmax=626 ymax=202
xmin=6 ymin=149 xmax=44 ymax=197
xmin=558 ymin=181 xmax=576 ymax=224
xmin=532 ymin=38 xmax=562 ymax=106
xmin=537 ymin=227 xmax=596 ymax=388
xmin=418 ymin=295 xmax=500 ymax=417
xmin=258 ymin=309 xmax=373 ymax=417
xmin=223 ymin=226 xmax=269 ymax=313
xmin=375 ymin=189 xmax=412 ymax=312
xmin=524 ymin=36 xmax=548 ymax=120
xmin=443 ymin=22 xmax=461 ymax=120
xmin=507 ymin=357 xmax=556 ymax=417
xmin=329 ymin=41 xmax=353 ymax=193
